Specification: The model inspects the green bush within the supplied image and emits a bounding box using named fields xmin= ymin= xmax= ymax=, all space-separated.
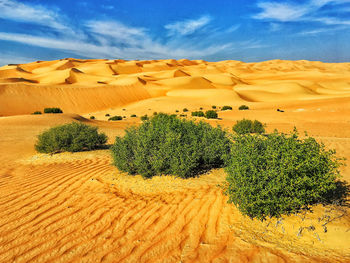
xmin=232 ymin=119 xmax=265 ymax=134
xmin=175 ymin=110 xmax=179 ymax=113
xmin=238 ymin=105 xmax=249 ymax=110
xmin=105 ymin=113 xmax=110 ymax=117
xmin=131 ymin=114 xmax=137 ymax=117
xmin=140 ymin=115 xmax=148 ymax=121
xmin=191 ymin=111 xmax=205 ymax=117
xmin=225 ymin=130 xmax=344 ymax=220
xmin=153 ymin=112 xmax=158 ymax=116
xmin=222 ymin=106 xmax=232 ymax=111
xmin=212 ymin=105 xmax=217 ymax=109
xmin=32 ymin=111 xmax=42 ymax=115
xmin=111 ymin=113 xmax=231 ymax=179
xmin=35 ymin=122 xmax=107 ymax=153
xmin=44 ymin=107 xmax=63 ymax=114
xmin=205 ymin=110 xmax=218 ymax=119
xmin=183 ymin=108 xmax=189 ymax=112
xmin=199 ymin=107 xmax=203 ymax=110
xmin=109 ymin=116 xmax=123 ymax=121
xmin=90 ymin=116 xmax=95 ymax=120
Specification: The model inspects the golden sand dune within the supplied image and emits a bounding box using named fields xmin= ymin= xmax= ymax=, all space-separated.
xmin=1 ymin=58 xmax=350 ymax=116
xmin=1 ymin=59 xmax=350 ymax=262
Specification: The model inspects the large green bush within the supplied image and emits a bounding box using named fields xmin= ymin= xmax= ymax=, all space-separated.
xmin=233 ymin=119 xmax=265 ymax=134
xmin=35 ymin=122 xmax=107 ymax=153
xmin=205 ymin=110 xmax=218 ymax=119
xmin=225 ymin=130 xmax=343 ymax=220
xmin=111 ymin=113 xmax=231 ymax=178
xmin=44 ymin=107 xmax=63 ymax=113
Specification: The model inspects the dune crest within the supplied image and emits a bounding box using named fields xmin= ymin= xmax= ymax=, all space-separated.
xmin=1 ymin=58 xmax=350 ymax=115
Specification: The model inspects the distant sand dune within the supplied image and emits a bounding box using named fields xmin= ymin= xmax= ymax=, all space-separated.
xmin=1 ymin=58 xmax=350 ymax=116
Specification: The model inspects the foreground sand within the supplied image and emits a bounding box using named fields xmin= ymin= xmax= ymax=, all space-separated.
xmin=0 ymin=59 xmax=350 ymax=262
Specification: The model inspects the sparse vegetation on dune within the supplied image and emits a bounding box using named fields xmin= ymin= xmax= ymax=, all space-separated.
xmin=44 ymin=107 xmax=63 ymax=113
xmin=233 ymin=119 xmax=265 ymax=134
xmin=35 ymin=122 xmax=107 ymax=153
xmin=111 ymin=113 xmax=231 ymax=178
xmin=225 ymin=129 xmax=346 ymax=220
xmin=105 ymin=113 xmax=110 ymax=117
xmin=191 ymin=111 xmax=205 ymax=117
xmin=108 ymin=116 xmax=122 ymax=121
xmin=205 ymin=110 xmax=218 ymax=119
xmin=140 ymin=115 xmax=148 ymax=121
xmin=222 ymin=106 xmax=232 ymax=111
xmin=32 ymin=111 xmax=42 ymax=115
xmin=90 ymin=116 xmax=95 ymax=120
xmin=239 ymin=105 xmax=249 ymax=110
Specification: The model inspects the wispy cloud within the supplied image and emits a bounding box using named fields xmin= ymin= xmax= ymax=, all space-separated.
xmin=254 ymin=0 xmax=350 ymax=25
xmin=0 ymin=0 xmax=70 ymax=33
xmin=164 ymin=15 xmax=212 ymax=36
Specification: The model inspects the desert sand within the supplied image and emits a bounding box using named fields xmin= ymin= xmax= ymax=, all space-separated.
xmin=0 ymin=58 xmax=350 ymax=262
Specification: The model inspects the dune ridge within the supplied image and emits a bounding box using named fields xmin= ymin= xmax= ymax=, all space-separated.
xmin=1 ymin=58 xmax=350 ymax=116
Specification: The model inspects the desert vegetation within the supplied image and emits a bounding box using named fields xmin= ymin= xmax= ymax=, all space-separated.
xmin=108 ymin=116 xmax=123 ymax=121
xmin=35 ymin=122 xmax=107 ymax=153
xmin=232 ymin=119 xmax=265 ymax=134
xmin=239 ymin=105 xmax=249 ymax=110
xmin=111 ymin=113 xmax=231 ymax=178
xmin=222 ymin=106 xmax=232 ymax=111
xmin=44 ymin=107 xmax=63 ymax=113
xmin=90 ymin=116 xmax=95 ymax=120
xmin=225 ymin=129 xmax=345 ymax=220
xmin=32 ymin=111 xmax=42 ymax=115
xmin=191 ymin=111 xmax=205 ymax=117
xmin=205 ymin=110 xmax=218 ymax=119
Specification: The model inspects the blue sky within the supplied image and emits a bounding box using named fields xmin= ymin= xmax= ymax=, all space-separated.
xmin=0 ymin=0 xmax=350 ymax=65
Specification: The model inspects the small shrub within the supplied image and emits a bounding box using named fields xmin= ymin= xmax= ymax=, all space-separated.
xmin=109 ymin=116 xmax=123 ymax=121
xmin=212 ymin=105 xmax=217 ymax=109
xmin=140 ymin=115 xmax=148 ymax=121
xmin=131 ymin=114 xmax=137 ymax=117
xmin=153 ymin=112 xmax=158 ymax=116
xmin=200 ymin=107 xmax=203 ymax=110
xmin=180 ymin=114 xmax=187 ymax=117
xmin=175 ymin=110 xmax=179 ymax=113
xmin=222 ymin=106 xmax=232 ymax=111
xmin=183 ymin=108 xmax=189 ymax=112
xmin=90 ymin=116 xmax=95 ymax=120
xmin=205 ymin=110 xmax=218 ymax=119
xmin=111 ymin=113 xmax=231 ymax=178
xmin=105 ymin=113 xmax=110 ymax=117
xmin=225 ymin=130 xmax=344 ymax=220
xmin=123 ymin=116 xmax=126 ymax=118
xmin=35 ymin=122 xmax=107 ymax=153
xmin=122 ymin=109 xmax=126 ymax=111
xmin=232 ymin=119 xmax=265 ymax=134
xmin=44 ymin=107 xmax=63 ymax=114
xmin=238 ymin=105 xmax=249 ymax=110
xmin=32 ymin=111 xmax=42 ymax=115
xmin=191 ymin=111 xmax=205 ymax=117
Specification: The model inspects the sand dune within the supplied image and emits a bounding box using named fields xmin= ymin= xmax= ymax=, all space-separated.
xmin=0 ymin=58 xmax=350 ymax=262
xmin=1 ymin=58 xmax=350 ymax=115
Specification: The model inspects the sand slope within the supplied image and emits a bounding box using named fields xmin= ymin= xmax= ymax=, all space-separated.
xmin=1 ymin=58 xmax=350 ymax=116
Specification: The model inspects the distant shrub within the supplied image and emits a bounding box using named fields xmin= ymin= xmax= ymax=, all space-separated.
xmin=191 ymin=111 xmax=205 ymax=117
xmin=35 ymin=122 xmax=107 ymax=153
xmin=105 ymin=113 xmax=110 ymax=117
xmin=175 ymin=110 xmax=179 ymax=113
xmin=108 ymin=116 xmax=123 ymax=121
xmin=44 ymin=107 xmax=63 ymax=114
xmin=180 ymin=114 xmax=187 ymax=117
xmin=32 ymin=111 xmax=42 ymax=115
xmin=205 ymin=110 xmax=218 ymax=119
xmin=232 ymin=119 xmax=265 ymax=134
xmin=212 ymin=105 xmax=217 ymax=109
xmin=123 ymin=116 xmax=126 ymax=118
xmin=131 ymin=114 xmax=137 ymax=117
xmin=238 ymin=105 xmax=249 ymax=110
xmin=199 ymin=107 xmax=203 ymax=110
xmin=183 ymin=108 xmax=189 ymax=112
xmin=225 ymin=130 xmax=344 ymax=220
xmin=90 ymin=116 xmax=95 ymax=120
xmin=111 ymin=113 xmax=231 ymax=178
xmin=122 ymin=109 xmax=126 ymax=111
xmin=222 ymin=106 xmax=232 ymax=111
xmin=153 ymin=112 xmax=158 ymax=116
xmin=140 ymin=115 xmax=148 ymax=121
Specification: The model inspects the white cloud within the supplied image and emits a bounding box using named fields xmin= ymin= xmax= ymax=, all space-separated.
xmin=254 ymin=2 xmax=309 ymax=21
xmin=254 ymin=0 xmax=350 ymax=25
xmin=0 ymin=0 xmax=70 ymax=33
xmin=165 ymin=15 xmax=212 ymax=36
